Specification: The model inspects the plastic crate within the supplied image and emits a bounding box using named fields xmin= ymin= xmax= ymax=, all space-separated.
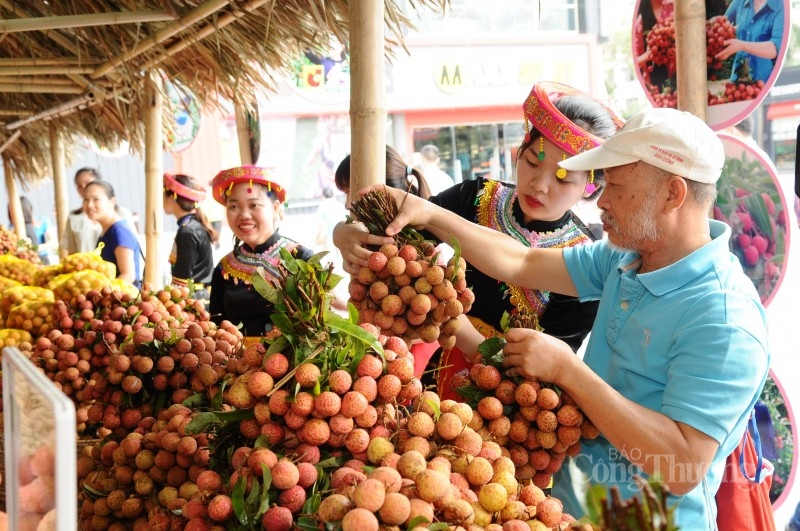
xmin=2 ymin=346 xmax=76 ymax=530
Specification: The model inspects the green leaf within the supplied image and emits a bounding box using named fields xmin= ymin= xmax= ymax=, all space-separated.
xmin=271 ymin=313 xmax=295 ymax=335
xmin=251 ymin=272 xmax=281 ymax=305
xmin=279 ymin=247 xmax=301 ymax=274
xmin=181 ymin=392 xmax=206 ymax=409
xmin=184 ymin=412 xmax=222 ymax=434
xmin=214 ymin=408 xmax=255 ymax=422
xmin=406 ymin=516 xmax=432 ymax=531
xmin=478 ymin=337 xmax=506 ymax=366
xmin=266 ymin=335 xmax=289 ymax=355
xmin=296 ymin=516 xmax=319 ymax=531
xmin=254 ymin=435 xmax=271 ymax=448
xmin=232 ymin=474 xmax=248 ymax=525
xmin=317 ymin=455 xmax=345 ymax=469
xmin=744 ymin=193 xmax=773 ymax=241
xmin=255 ymin=465 xmax=273 ymax=519
xmin=245 ymin=477 xmax=261 ymax=512
xmin=211 ymin=375 xmax=232 ymax=411
xmin=326 ymin=312 xmax=384 ymax=356
xmin=83 ymin=484 xmax=107 ymax=499
xmin=428 ymin=523 xmax=451 ymax=531
xmin=346 ymin=302 xmax=359 ymax=323
xmin=426 ymin=398 xmax=442 ymax=420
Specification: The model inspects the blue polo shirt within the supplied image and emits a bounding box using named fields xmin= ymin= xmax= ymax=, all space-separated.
xmin=555 ymin=220 xmax=769 ymax=529
xmin=725 ymin=0 xmax=784 ymax=83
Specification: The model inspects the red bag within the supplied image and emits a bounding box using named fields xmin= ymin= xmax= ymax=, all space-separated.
xmin=715 ymin=413 xmax=776 ymax=531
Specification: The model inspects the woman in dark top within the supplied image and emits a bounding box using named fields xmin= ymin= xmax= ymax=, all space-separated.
xmin=208 ymin=166 xmax=314 ymax=337
xmin=336 ymin=81 xmax=623 ymax=399
xmin=163 ymin=172 xmax=218 ymax=306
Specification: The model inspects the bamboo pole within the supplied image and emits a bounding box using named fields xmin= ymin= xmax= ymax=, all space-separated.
xmin=0 ymin=130 xmax=21 ymax=155
xmin=50 ymin=124 xmax=69 ymax=260
xmin=139 ymin=0 xmax=269 ymax=70
xmin=4 ymin=158 xmax=25 ymax=240
xmin=5 ymin=92 xmax=98 ymax=130
xmin=92 ymin=0 xmax=232 ymax=79
xmin=143 ymin=72 xmax=164 ymax=288
xmin=0 ymin=10 xmax=175 ymax=33
xmin=0 ymin=66 xmax=95 ymax=76
xmin=235 ymin=103 xmax=254 ymax=165
xmin=0 ymin=58 xmax=100 ymax=67
xmin=349 ymin=0 xmax=386 ymax=202
xmin=675 ymin=0 xmax=708 ymax=120
xmin=0 ymin=84 xmax=84 ymax=94
xmin=0 ymin=110 xmax=35 ymax=117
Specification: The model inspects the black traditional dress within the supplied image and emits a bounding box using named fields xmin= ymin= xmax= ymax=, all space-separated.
xmin=428 ymin=177 xmax=600 ymax=399
xmin=209 ymin=231 xmax=314 ymax=337
xmin=169 ymin=214 xmax=214 ymax=303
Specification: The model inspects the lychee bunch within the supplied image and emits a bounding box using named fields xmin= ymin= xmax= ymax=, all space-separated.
xmin=454 ymin=364 xmax=599 ymax=490
xmin=349 ymin=243 xmax=475 ymax=348
xmin=316 ymin=394 xmax=579 ymax=530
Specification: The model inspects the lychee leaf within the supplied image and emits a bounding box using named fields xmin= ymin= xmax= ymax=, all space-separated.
xmin=744 ymin=193 xmax=773 ymax=240
xmin=265 ymin=334 xmax=289 ymax=356
xmin=326 ymin=312 xmax=385 ymax=357
xmin=245 ymin=479 xmax=261 ymax=512
xmin=231 ymin=475 xmax=248 ymax=525
xmin=426 ymin=398 xmax=442 ymax=420
xmin=253 ymin=435 xmax=270 ymax=449
xmin=428 ymin=523 xmax=451 ymax=531
xmin=251 ymin=270 xmax=281 ymax=306
xmin=213 ymin=408 xmax=255 ymax=422
xmin=185 ymin=412 xmax=222 ymax=434
xmin=181 ymin=392 xmax=206 ymax=409
xmin=346 ymin=301 xmax=359 ymax=323
xmin=477 ymin=337 xmax=506 ymax=366
xmin=406 ymin=516 xmax=432 ymax=531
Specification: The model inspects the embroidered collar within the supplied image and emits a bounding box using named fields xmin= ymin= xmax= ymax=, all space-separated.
xmin=220 ymin=231 xmax=298 ymax=286
xmin=475 ymin=180 xmax=591 ymax=317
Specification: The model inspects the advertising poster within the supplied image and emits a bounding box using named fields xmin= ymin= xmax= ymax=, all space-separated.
xmin=633 ymin=0 xmax=791 ymax=130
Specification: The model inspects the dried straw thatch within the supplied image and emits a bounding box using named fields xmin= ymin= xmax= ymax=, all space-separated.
xmin=0 ymin=0 xmax=446 ymax=184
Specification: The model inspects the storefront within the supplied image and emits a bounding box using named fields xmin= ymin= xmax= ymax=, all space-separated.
xmin=763 ymin=66 xmax=800 ymax=172
xmin=247 ymin=35 xmax=604 ymax=199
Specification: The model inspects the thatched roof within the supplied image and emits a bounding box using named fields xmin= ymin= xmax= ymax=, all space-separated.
xmin=0 ymin=0 xmax=446 ymax=183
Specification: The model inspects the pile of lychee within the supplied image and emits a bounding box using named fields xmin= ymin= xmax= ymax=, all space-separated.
xmin=348 ymin=242 xmax=475 ymax=348
xmin=452 ymin=363 xmax=599 ymax=491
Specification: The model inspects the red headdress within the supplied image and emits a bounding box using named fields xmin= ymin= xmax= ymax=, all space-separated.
xmin=211 ymin=165 xmax=286 ymax=205
xmin=163 ymin=172 xmax=206 ymax=203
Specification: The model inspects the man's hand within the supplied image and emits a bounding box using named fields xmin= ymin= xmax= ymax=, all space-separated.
xmin=501 ymin=328 xmax=576 ymax=384
xmin=358 ymin=185 xmax=435 ymax=237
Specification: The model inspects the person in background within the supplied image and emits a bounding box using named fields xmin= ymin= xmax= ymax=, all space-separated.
xmin=335 ymin=82 xmax=621 ymax=396
xmin=9 ymin=196 xmax=38 ymax=243
xmin=61 ymin=167 xmax=137 ymax=255
xmin=366 ymin=108 xmax=769 ymax=526
xmin=418 ymin=144 xmax=455 ymax=195
xmin=334 ymin=146 xmax=432 ymax=208
xmin=333 ymin=145 xmax=438 ymax=369
xmin=208 ymin=166 xmax=315 ymax=337
xmin=717 ymin=0 xmax=784 ymax=83
xmin=163 ymin=172 xmax=218 ymax=307
xmin=83 ymin=180 xmax=142 ymax=286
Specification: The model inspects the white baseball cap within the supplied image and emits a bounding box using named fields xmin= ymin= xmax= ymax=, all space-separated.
xmin=558 ymin=108 xmax=724 ymax=184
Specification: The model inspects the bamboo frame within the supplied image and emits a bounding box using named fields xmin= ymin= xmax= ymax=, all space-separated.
xmin=0 ymin=58 xmax=101 ymax=67
xmin=139 ymin=0 xmax=269 ymax=70
xmin=143 ymin=72 xmax=164 ymax=288
xmin=4 ymin=157 xmax=25 ymax=240
xmin=0 ymin=84 xmax=84 ymax=94
xmin=5 ymin=92 xmax=98 ymax=130
xmin=49 ymin=124 xmax=69 ymax=260
xmin=91 ymin=0 xmax=232 ymax=79
xmin=675 ymin=0 xmax=708 ymax=119
xmin=0 ymin=66 xmax=95 ymax=76
xmin=0 ymin=11 xmax=175 ymax=33
xmin=348 ymin=0 xmax=387 ymax=199
xmin=0 ymin=130 xmax=21 ymax=155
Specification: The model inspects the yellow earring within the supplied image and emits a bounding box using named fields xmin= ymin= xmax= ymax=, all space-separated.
xmin=538 ymin=136 xmax=545 ymax=160
xmin=556 ymin=153 xmax=567 ymax=179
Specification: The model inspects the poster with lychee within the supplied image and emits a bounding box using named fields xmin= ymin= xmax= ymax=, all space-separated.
xmin=713 ymin=133 xmax=791 ymax=306
xmin=632 ymin=0 xmax=790 ymax=131
xmin=759 ymin=370 xmax=797 ymax=510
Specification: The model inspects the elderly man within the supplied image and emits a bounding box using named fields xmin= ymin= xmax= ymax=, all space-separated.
xmin=365 ymin=108 xmax=769 ymax=527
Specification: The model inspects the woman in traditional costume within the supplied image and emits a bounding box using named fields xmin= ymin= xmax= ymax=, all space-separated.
xmin=336 ymin=81 xmax=623 ymax=399
xmin=208 ymin=166 xmax=314 ymax=337
xmin=163 ymin=172 xmax=218 ymax=306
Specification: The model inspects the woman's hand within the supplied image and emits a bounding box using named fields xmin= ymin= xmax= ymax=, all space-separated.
xmin=332 ymin=221 xmax=393 ymax=274
xmin=501 ymin=328 xmax=576 ymax=384
xmin=716 ymin=39 xmax=742 ymax=61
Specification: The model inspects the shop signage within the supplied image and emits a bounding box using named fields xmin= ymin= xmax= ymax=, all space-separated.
xmin=434 ymin=61 xmax=575 ymax=94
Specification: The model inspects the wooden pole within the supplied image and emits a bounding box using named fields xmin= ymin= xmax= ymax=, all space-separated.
xmin=50 ymin=123 xmax=69 ymax=260
xmin=349 ymin=0 xmax=386 ymax=202
xmin=0 ymin=10 xmax=175 ymax=33
xmin=3 ymin=158 xmax=25 ymax=240
xmin=675 ymin=0 xmax=707 ymax=119
xmin=234 ymin=103 xmax=253 ymax=165
xmin=143 ymin=72 xmax=164 ymax=288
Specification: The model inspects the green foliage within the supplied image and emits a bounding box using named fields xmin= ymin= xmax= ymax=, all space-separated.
xmin=759 ymin=376 xmax=794 ymax=502
xmin=584 ymin=475 xmax=679 ymax=530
